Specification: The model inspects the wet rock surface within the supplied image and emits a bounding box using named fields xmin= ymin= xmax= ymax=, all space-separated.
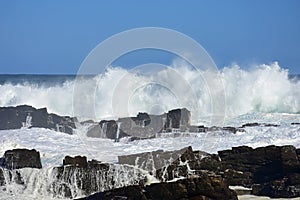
xmin=0 ymin=105 xmax=75 ymax=134
xmin=1 ymin=144 xmax=300 ymax=198
xmin=118 ymin=145 xmax=300 ymax=198
xmin=87 ymin=108 xmax=191 ymax=140
xmin=78 ymin=175 xmax=237 ymax=200
xmin=1 ymin=148 xmax=42 ymax=169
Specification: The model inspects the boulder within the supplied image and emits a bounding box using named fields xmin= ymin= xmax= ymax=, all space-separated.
xmin=2 ymin=148 xmax=42 ymax=169
xmin=165 ymin=108 xmax=190 ymax=131
xmin=0 ymin=105 xmax=75 ymax=134
xmin=118 ymin=146 xmax=194 ymax=179
xmin=77 ymin=176 xmax=238 ymax=200
xmin=63 ymin=155 xmax=88 ymax=167
xmin=53 ymin=161 xmax=146 ymax=198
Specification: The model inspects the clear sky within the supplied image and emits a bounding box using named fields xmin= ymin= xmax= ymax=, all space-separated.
xmin=0 ymin=0 xmax=299 ymax=74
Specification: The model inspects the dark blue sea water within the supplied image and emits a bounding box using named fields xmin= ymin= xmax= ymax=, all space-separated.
xmin=0 ymin=74 xmax=299 ymax=86
xmin=0 ymin=74 xmax=76 ymax=86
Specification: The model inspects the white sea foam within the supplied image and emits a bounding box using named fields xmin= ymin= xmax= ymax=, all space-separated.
xmin=0 ymin=112 xmax=300 ymax=199
xmin=0 ymin=62 xmax=299 ymax=124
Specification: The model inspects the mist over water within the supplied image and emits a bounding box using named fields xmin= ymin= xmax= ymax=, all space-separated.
xmin=0 ymin=62 xmax=299 ymax=122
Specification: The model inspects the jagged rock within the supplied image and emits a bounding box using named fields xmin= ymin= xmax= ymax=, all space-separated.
xmin=77 ymin=175 xmax=238 ymax=200
xmin=165 ymin=108 xmax=190 ymax=131
xmin=118 ymin=146 xmax=194 ymax=179
xmin=88 ymin=108 xmax=191 ymax=140
xmin=215 ymin=145 xmax=300 ymax=197
xmin=0 ymin=168 xmax=4 ymax=186
xmin=252 ymin=176 xmax=300 ymax=198
xmin=2 ymin=149 xmax=42 ymax=169
xmin=52 ymin=160 xmax=147 ymax=198
xmin=0 ymin=168 xmax=24 ymax=186
xmin=0 ymin=105 xmax=75 ymax=134
xmin=63 ymin=156 xmax=88 ymax=167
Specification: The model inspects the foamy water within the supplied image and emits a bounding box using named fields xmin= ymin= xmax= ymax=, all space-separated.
xmin=0 ymin=62 xmax=299 ymax=124
xmin=0 ymin=62 xmax=300 ymax=199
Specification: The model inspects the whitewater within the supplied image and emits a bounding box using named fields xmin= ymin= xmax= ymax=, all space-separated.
xmin=0 ymin=62 xmax=299 ymax=124
xmin=0 ymin=61 xmax=300 ymax=199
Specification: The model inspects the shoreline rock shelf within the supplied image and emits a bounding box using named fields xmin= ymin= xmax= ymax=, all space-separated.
xmin=1 ymin=105 xmax=289 ymax=141
xmin=0 ymin=105 xmax=75 ymax=134
xmin=1 ymin=145 xmax=300 ymax=198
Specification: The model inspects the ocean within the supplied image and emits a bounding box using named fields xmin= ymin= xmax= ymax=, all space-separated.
xmin=0 ymin=63 xmax=300 ymax=199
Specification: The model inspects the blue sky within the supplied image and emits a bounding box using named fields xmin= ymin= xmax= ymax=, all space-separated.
xmin=0 ymin=0 xmax=299 ymax=74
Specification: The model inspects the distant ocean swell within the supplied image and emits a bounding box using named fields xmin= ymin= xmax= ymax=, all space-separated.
xmin=0 ymin=62 xmax=299 ymax=121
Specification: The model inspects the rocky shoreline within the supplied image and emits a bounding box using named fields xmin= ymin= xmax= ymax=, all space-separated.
xmin=1 ymin=105 xmax=300 ymax=199
xmin=1 ymin=105 xmax=297 ymax=141
xmin=1 ymin=144 xmax=300 ymax=199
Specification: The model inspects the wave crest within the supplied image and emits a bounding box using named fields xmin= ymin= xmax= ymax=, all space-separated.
xmin=0 ymin=62 xmax=299 ymax=122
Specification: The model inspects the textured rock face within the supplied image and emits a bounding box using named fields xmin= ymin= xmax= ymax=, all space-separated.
xmin=118 ymin=145 xmax=300 ymax=198
xmin=78 ymin=175 xmax=238 ymax=200
xmin=0 ymin=105 xmax=75 ymax=134
xmin=165 ymin=108 xmax=190 ymax=131
xmin=52 ymin=162 xmax=147 ymax=198
xmin=118 ymin=146 xmax=195 ymax=179
xmin=216 ymin=145 xmax=300 ymax=198
xmin=2 ymin=149 xmax=42 ymax=169
xmin=63 ymin=156 xmax=88 ymax=167
xmin=0 ymin=168 xmax=4 ymax=186
xmin=2 ymin=145 xmax=300 ymax=199
xmin=87 ymin=108 xmax=191 ymax=139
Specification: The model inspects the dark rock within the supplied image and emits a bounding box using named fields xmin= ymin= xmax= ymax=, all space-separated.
xmin=281 ymin=146 xmax=300 ymax=174
xmin=0 ymin=168 xmax=4 ymax=186
xmin=252 ymin=178 xmax=300 ymax=198
xmin=264 ymin=124 xmax=280 ymax=127
xmin=0 ymin=105 xmax=75 ymax=134
xmin=63 ymin=155 xmax=88 ymax=167
xmin=100 ymin=120 xmax=120 ymax=139
xmin=241 ymin=123 xmax=261 ymax=128
xmin=165 ymin=108 xmax=191 ymax=131
xmin=240 ymin=123 xmax=279 ymax=128
xmin=52 ymin=161 xmax=147 ymax=198
xmin=0 ymin=168 xmax=24 ymax=186
xmin=78 ymin=176 xmax=238 ymax=200
xmin=77 ymin=185 xmax=147 ymax=200
xmin=223 ymin=169 xmax=253 ymax=187
xmin=118 ymin=146 xmax=194 ymax=179
xmin=3 ymin=149 xmax=42 ymax=169
xmin=291 ymin=122 xmax=300 ymax=125
xmin=218 ymin=145 xmax=283 ymax=185
xmin=216 ymin=145 xmax=300 ymax=198
xmin=189 ymin=153 xmax=221 ymax=173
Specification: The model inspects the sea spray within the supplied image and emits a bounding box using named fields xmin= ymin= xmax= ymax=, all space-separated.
xmin=0 ymin=164 xmax=148 ymax=199
xmin=0 ymin=62 xmax=299 ymax=123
